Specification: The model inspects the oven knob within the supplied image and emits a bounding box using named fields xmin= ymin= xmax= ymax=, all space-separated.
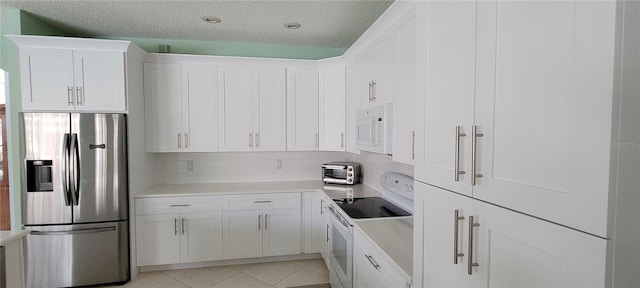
xmin=347 ymin=167 xmax=353 ymax=171
xmin=403 ymin=184 xmax=409 ymax=190
xmin=409 ymin=185 xmax=414 ymax=192
xmin=348 ymin=173 xmax=353 ymax=177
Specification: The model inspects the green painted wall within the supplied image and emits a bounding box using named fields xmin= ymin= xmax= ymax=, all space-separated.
xmin=0 ymin=8 xmax=72 ymax=229
xmin=111 ymin=37 xmax=346 ymax=60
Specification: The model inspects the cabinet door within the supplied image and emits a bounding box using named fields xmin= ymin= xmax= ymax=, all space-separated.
xmin=475 ymin=192 xmax=608 ymax=287
xmin=136 ymin=214 xmax=181 ymax=266
xmin=73 ymin=50 xmax=126 ymax=112
xmin=218 ymin=66 xmax=253 ymax=152
xmin=182 ymin=64 xmax=219 ymax=152
xmin=144 ymin=63 xmax=183 ymax=152
xmin=361 ymin=48 xmax=377 ymax=108
xmin=19 ymin=47 xmax=75 ymax=111
xmin=253 ymin=67 xmax=286 ymax=151
xmin=345 ymin=61 xmax=361 ymax=154
xmin=319 ymin=66 xmax=346 ymax=151
xmin=180 ymin=212 xmax=223 ymax=263
xmin=473 ymin=1 xmax=617 ymax=237
xmin=287 ymin=68 xmax=319 ymax=151
xmin=414 ymin=1 xmax=476 ymax=196
xmin=353 ymin=244 xmax=392 ymax=288
xmin=392 ymin=14 xmax=417 ymax=165
xmin=222 ymin=210 xmax=262 ymax=259
xmin=374 ymin=34 xmax=395 ymax=105
xmin=263 ymin=208 xmax=301 ymax=257
xmin=302 ymin=192 xmax=323 ymax=253
xmin=414 ymin=181 xmax=477 ymax=288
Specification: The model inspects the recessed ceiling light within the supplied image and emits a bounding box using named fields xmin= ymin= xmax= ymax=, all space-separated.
xmin=284 ymin=22 xmax=302 ymax=29
xmin=201 ymin=16 xmax=222 ymax=24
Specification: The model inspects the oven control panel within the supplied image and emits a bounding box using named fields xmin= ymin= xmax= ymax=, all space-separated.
xmin=380 ymin=172 xmax=414 ymax=200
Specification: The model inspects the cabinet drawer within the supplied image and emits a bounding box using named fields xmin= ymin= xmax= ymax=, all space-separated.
xmin=135 ymin=196 xmax=223 ymax=215
xmin=355 ymin=228 xmax=407 ymax=288
xmin=223 ymin=193 xmax=301 ymax=211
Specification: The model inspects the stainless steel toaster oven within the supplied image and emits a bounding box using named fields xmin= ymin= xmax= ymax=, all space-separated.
xmin=322 ymin=162 xmax=361 ymax=185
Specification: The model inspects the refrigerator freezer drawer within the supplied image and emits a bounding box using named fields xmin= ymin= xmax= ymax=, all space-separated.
xmin=25 ymin=221 xmax=129 ymax=287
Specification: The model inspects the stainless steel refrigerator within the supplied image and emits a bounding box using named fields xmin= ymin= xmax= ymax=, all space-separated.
xmin=21 ymin=113 xmax=129 ymax=288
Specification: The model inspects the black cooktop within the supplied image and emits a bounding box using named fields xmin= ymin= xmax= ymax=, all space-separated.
xmin=333 ymin=197 xmax=411 ymax=219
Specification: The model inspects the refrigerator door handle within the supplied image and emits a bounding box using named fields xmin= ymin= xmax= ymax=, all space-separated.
xmin=70 ymin=133 xmax=80 ymax=206
xmin=30 ymin=226 xmax=116 ymax=236
xmin=62 ymin=133 xmax=71 ymax=206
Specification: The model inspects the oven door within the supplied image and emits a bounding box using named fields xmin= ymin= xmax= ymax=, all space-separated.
xmin=328 ymin=205 xmax=353 ymax=288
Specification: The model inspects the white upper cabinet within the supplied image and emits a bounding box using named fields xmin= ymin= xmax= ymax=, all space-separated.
xmin=392 ymin=13 xmax=417 ymax=165
xmin=286 ymin=68 xmax=319 ymax=151
xmin=361 ymin=35 xmax=395 ymax=108
xmin=319 ymin=65 xmax=346 ymax=151
xmin=17 ymin=46 xmax=126 ymax=112
xmin=181 ymin=64 xmax=219 ymax=152
xmin=218 ymin=66 xmax=286 ymax=152
xmin=345 ymin=61 xmax=362 ymax=154
xmin=253 ymin=67 xmax=287 ymax=151
xmin=414 ymin=1 xmax=620 ymax=237
xmin=218 ymin=66 xmax=253 ymax=151
xmin=144 ymin=63 xmax=218 ymax=153
xmin=144 ymin=63 xmax=183 ymax=153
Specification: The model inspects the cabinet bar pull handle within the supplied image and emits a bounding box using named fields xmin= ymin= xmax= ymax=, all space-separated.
xmin=320 ymin=199 xmax=324 ymax=215
xmin=256 ymin=133 xmax=260 ymax=147
xmin=341 ymin=133 xmax=344 ymax=148
xmin=258 ymin=214 xmax=261 ymax=230
xmin=264 ymin=214 xmax=268 ymax=230
xmin=76 ymin=87 xmax=83 ymax=105
xmin=365 ymin=255 xmax=381 ymax=269
xmin=412 ymin=130 xmax=416 ymax=160
xmin=326 ymin=224 xmax=330 ymax=242
xmin=468 ymin=216 xmax=480 ymax=275
xmin=371 ymin=81 xmax=376 ymax=101
xmin=254 ymin=200 xmax=272 ymax=203
xmin=181 ymin=218 xmax=185 ymax=235
xmin=178 ymin=133 xmax=182 ymax=148
xmin=455 ymin=126 xmax=467 ymax=182
xmin=67 ymin=87 xmax=74 ymax=105
xmin=368 ymin=81 xmax=372 ymax=102
xmin=185 ymin=133 xmax=189 ymax=148
xmin=471 ymin=126 xmax=484 ymax=186
xmin=453 ymin=210 xmax=465 ymax=264
xmin=174 ymin=218 xmax=178 ymax=235
xmin=169 ymin=204 xmax=191 ymax=207
xmin=249 ymin=133 xmax=253 ymax=147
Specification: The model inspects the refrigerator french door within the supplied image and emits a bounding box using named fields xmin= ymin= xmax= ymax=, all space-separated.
xmin=21 ymin=113 xmax=129 ymax=288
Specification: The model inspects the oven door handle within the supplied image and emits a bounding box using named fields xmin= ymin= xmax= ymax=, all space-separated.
xmin=328 ymin=206 xmax=352 ymax=232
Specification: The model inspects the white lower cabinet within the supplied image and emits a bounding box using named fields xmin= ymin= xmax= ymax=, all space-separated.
xmin=414 ymin=181 xmax=608 ymax=288
xmin=222 ymin=193 xmax=302 ymax=260
xmin=135 ymin=196 xmax=223 ymax=266
xmin=302 ymin=192 xmax=324 ymax=254
xmin=354 ymin=227 xmax=408 ymax=288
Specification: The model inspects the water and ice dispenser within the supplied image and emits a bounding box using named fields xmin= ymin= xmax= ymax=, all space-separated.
xmin=26 ymin=160 xmax=53 ymax=192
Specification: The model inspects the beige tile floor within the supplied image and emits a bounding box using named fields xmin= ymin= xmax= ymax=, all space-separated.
xmin=112 ymin=258 xmax=330 ymax=288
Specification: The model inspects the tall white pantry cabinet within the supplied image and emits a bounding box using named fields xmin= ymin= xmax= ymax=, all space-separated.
xmin=413 ymin=1 xmax=640 ymax=288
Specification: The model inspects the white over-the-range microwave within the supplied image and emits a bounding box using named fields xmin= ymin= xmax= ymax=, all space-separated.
xmin=355 ymin=103 xmax=393 ymax=155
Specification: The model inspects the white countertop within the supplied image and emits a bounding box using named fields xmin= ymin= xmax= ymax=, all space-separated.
xmin=0 ymin=229 xmax=29 ymax=246
xmin=135 ymin=181 xmax=382 ymax=199
xmin=355 ymin=218 xmax=413 ymax=282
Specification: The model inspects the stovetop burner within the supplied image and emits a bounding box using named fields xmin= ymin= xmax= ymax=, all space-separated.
xmin=333 ymin=197 xmax=411 ymax=219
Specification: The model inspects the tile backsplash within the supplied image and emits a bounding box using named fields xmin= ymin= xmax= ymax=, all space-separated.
xmin=152 ymin=150 xmax=413 ymax=186
xmin=153 ymin=151 xmax=344 ymax=184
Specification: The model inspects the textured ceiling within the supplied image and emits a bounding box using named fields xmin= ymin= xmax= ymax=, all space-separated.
xmin=1 ymin=0 xmax=394 ymax=48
